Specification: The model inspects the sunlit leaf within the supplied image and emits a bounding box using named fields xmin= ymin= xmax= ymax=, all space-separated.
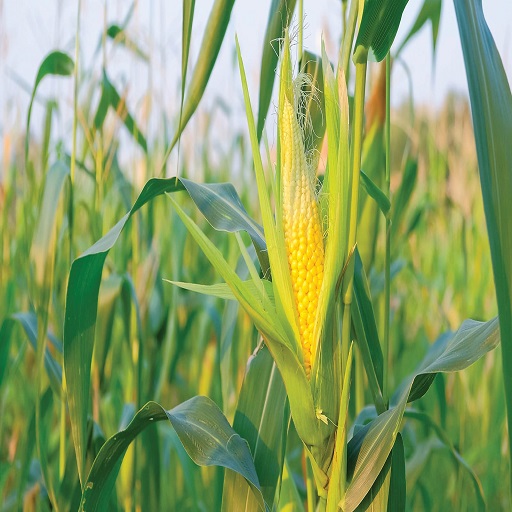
xmin=344 ymin=316 xmax=499 ymax=511
xmin=223 ymin=347 xmax=287 ymax=511
xmin=169 ymin=0 xmax=236 ymax=152
xmin=353 ymin=0 xmax=410 ymax=63
xmin=80 ymin=396 xmax=264 ymax=511
xmin=93 ymin=72 xmax=148 ymax=153
xmin=397 ymin=0 xmax=442 ymax=56
xmin=26 ymin=51 xmax=74 ymax=159
xmin=455 ymin=0 xmax=512 ymax=487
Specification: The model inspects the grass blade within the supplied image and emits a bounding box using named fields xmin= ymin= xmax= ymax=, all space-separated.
xmin=454 ymin=0 xmax=512 ymax=494
xmin=168 ymin=0 xmax=235 ymax=154
xmin=396 ymin=0 xmax=442 ymax=56
xmin=222 ymin=346 xmax=288 ymax=511
xmin=80 ymin=396 xmax=264 ymax=511
xmin=344 ymin=316 xmax=499 ymax=511
xmin=93 ymin=73 xmax=147 ymax=153
xmin=353 ymin=0 xmax=410 ymax=63
xmin=25 ymin=51 xmax=74 ymax=160
xmin=64 ymin=178 xmax=183 ymax=484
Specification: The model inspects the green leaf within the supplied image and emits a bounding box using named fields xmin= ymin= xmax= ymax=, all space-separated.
xmin=93 ymin=72 xmax=147 ymax=153
xmin=106 ymin=24 xmax=149 ymax=60
xmin=166 ymin=279 xmax=274 ymax=303
xmin=169 ymin=197 xmax=282 ymax=344
xmin=64 ymin=178 xmax=182 ymax=483
xmin=358 ymin=123 xmax=385 ymax=269
xmin=353 ymin=0 xmax=410 ymax=63
xmin=15 ymin=408 xmax=37 ymax=509
xmin=390 ymin=159 xmax=417 ymax=242
xmin=0 ymin=313 xmax=62 ymax=393
xmin=397 ymin=0 xmax=442 ymax=56
xmin=181 ymin=1 xmax=195 ymax=89
xmin=238 ymin=36 xmax=302 ymax=351
xmin=94 ymin=275 xmax=124 ymax=378
xmin=387 ymin=433 xmax=405 ymax=512
xmin=223 ymin=347 xmax=288 ymax=512
xmin=353 ymin=452 xmax=391 ymax=511
xmin=277 ymin=460 xmax=305 ymax=511
xmin=38 ymin=387 xmax=58 ymax=506
xmin=64 ymin=176 xmax=271 ymax=483
xmin=360 ymin=169 xmax=390 ymax=216
xmin=404 ymin=410 xmax=485 ymax=509
xmin=30 ymin=161 xmax=69 ymax=290
xmin=454 ymin=0 xmax=512 ymax=491
xmin=344 ymin=316 xmax=499 ymax=511
xmin=327 ymin=344 xmax=354 ymax=509
xmin=0 ymin=318 xmax=15 ymax=388
xmin=352 ymin=250 xmax=385 ymax=412
xmin=169 ymin=0 xmax=235 ymax=152
xmin=178 ymin=0 xmax=196 ymax=157
xmin=25 ymin=51 xmax=74 ymax=159
xmin=321 ymin=42 xmax=341 ymax=200
xmin=180 ymin=178 xmax=269 ymax=274
xmin=80 ymin=396 xmax=264 ymax=511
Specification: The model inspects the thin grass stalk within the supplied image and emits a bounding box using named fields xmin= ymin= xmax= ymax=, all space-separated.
xmin=298 ymin=0 xmax=304 ymax=64
xmin=342 ymin=1 xmax=347 ymax=36
xmin=70 ymin=0 xmax=81 ymax=186
xmin=341 ymin=61 xmax=367 ymax=351
xmin=36 ymin=311 xmax=57 ymax=508
xmin=383 ymin=52 xmax=391 ymax=404
xmin=340 ymin=0 xmax=359 ymax=82
xmin=65 ymin=0 xmax=81 ymax=483
xmin=355 ymin=346 xmax=365 ymax=413
xmin=306 ymin=455 xmax=315 ymax=511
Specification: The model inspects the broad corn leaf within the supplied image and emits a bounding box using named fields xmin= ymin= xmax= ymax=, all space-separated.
xmin=222 ymin=347 xmax=288 ymax=511
xmin=343 ymin=317 xmax=499 ymax=511
xmin=454 ymin=0 xmax=512 ymax=490
xmin=80 ymin=397 xmax=264 ymax=511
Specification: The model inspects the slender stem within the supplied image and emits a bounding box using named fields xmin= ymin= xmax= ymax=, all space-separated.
xmin=298 ymin=0 xmax=304 ymax=65
xmin=305 ymin=453 xmax=315 ymax=512
xmin=59 ymin=374 xmax=67 ymax=481
xmin=342 ymin=1 xmax=347 ymax=36
xmin=355 ymin=345 xmax=365 ymax=413
xmin=342 ymin=61 xmax=367 ymax=307
xmin=60 ymin=0 xmax=81 ymax=488
xmin=339 ymin=66 xmax=367 ymax=468
xmin=383 ymin=53 xmax=391 ymax=404
xmin=340 ymin=0 xmax=359 ymax=82
xmin=70 ymin=0 xmax=81 ymax=185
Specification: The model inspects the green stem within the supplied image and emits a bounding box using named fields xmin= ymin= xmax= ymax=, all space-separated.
xmin=383 ymin=53 xmax=391 ymax=404
xmin=340 ymin=0 xmax=359 ymax=81
xmin=298 ymin=0 xmax=304 ymax=65
xmin=339 ymin=65 xmax=366 ymax=472
xmin=306 ymin=454 xmax=316 ymax=512
xmin=342 ymin=0 xmax=347 ymax=36
xmin=342 ymin=61 xmax=367 ymax=308
xmin=70 ymin=0 xmax=81 ymax=185
xmin=59 ymin=375 xmax=66 ymax=482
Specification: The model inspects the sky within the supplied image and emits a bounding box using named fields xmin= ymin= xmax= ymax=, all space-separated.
xmin=0 ymin=0 xmax=511 ymax=157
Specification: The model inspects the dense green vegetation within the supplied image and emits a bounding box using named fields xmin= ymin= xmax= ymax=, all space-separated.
xmin=1 ymin=0 xmax=511 ymax=510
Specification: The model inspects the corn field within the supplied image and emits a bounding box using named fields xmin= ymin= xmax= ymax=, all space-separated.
xmin=1 ymin=0 xmax=511 ymax=510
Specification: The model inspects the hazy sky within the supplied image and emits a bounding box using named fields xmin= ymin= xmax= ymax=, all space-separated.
xmin=0 ymin=0 xmax=511 ymax=147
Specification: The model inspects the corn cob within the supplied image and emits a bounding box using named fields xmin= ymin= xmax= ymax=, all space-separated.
xmin=281 ymin=95 xmax=324 ymax=377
